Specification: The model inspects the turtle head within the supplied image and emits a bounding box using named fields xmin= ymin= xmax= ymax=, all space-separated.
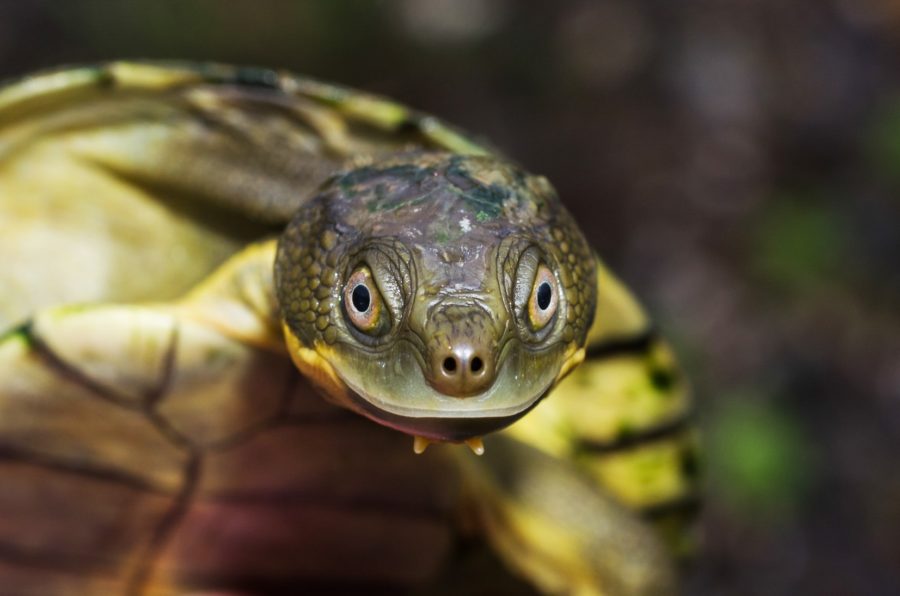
xmin=275 ymin=153 xmax=596 ymax=444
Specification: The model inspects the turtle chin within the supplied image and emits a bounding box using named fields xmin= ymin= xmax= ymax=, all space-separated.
xmin=342 ymin=390 xmax=541 ymax=442
xmin=327 ymin=339 xmax=568 ymax=442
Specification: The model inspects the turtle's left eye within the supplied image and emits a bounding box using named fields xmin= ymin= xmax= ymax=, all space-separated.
xmin=527 ymin=265 xmax=559 ymax=330
xmin=343 ymin=267 xmax=389 ymax=336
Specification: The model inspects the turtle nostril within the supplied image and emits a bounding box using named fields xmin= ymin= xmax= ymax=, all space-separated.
xmin=430 ymin=348 xmax=494 ymax=396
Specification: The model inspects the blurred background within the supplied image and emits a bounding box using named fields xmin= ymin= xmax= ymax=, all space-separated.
xmin=1 ymin=0 xmax=898 ymax=594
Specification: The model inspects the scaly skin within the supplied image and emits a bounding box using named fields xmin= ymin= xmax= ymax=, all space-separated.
xmin=275 ymin=152 xmax=596 ymax=441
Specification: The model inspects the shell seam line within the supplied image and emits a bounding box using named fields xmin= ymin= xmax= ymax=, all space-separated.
xmin=125 ymin=452 xmax=201 ymax=596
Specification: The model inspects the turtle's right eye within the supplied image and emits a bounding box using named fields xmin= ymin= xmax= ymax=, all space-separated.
xmin=343 ymin=267 xmax=389 ymax=336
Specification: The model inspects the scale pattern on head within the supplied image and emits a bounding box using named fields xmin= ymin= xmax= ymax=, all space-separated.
xmin=275 ymin=152 xmax=596 ymax=439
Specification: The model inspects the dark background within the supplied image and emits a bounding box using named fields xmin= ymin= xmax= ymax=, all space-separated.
xmin=2 ymin=1 xmax=898 ymax=594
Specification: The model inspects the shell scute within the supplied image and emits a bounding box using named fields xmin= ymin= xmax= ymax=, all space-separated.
xmin=0 ymin=459 xmax=175 ymax=578
xmin=155 ymin=321 xmax=290 ymax=448
xmin=0 ymin=328 xmax=188 ymax=493
xmin=31 ymin=306 xmax=178 ymax=406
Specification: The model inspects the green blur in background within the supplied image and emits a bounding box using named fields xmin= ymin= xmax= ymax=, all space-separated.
xmin=1 ymin=1 xmax=899 ymax=593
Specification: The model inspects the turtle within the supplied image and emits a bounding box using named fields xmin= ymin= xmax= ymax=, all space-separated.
xmin=0 ymin=62 xmax=698 ymax=596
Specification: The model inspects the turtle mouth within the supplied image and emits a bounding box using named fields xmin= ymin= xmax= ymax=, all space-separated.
xmin=342 ymin=387 xmax=546 ymax=442
xmin=329 ymin=338 xmax=567 ymax=442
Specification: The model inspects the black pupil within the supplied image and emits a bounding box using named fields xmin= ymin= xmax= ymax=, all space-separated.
xmin=536 ymin=282 xmax=552 ymax=311
xmin=351 ymin=284 xmax=371 ymax=312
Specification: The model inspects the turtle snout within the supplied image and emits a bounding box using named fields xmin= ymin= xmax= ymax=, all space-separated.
xmin=431 ymin=343 xmax=495 ymax=397
xmin=424 ymin=304 xmax=499 ymax=397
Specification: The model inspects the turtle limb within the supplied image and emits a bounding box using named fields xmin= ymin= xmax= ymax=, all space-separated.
xmin=505 ymin=255 xmax=699 ymax=555
xmin=458 ymin=435 xmax=677 ymax=596
xmin=176 ymin=239 xmax=283 ymax=351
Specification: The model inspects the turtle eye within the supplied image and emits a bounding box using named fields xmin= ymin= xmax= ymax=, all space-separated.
xmin=343 ymin=267 xmax=387 ymax=335
xmin=527 ymin=265 xmax=559 ymax=330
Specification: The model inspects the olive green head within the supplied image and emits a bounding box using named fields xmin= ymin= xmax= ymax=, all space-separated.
xmin=275 ymin=153 xmax=596 ymax=441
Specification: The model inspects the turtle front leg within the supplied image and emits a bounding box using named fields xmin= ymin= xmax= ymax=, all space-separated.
xmin=457 ymin=435 xmax=677 ymax=596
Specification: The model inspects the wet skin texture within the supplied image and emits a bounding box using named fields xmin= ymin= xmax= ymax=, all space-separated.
xmin=275 ymin=152 xmax=597 ymax=441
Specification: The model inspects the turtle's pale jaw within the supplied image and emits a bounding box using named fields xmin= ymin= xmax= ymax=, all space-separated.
xmin=338 ymin=381 xmax=547 ymax=443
